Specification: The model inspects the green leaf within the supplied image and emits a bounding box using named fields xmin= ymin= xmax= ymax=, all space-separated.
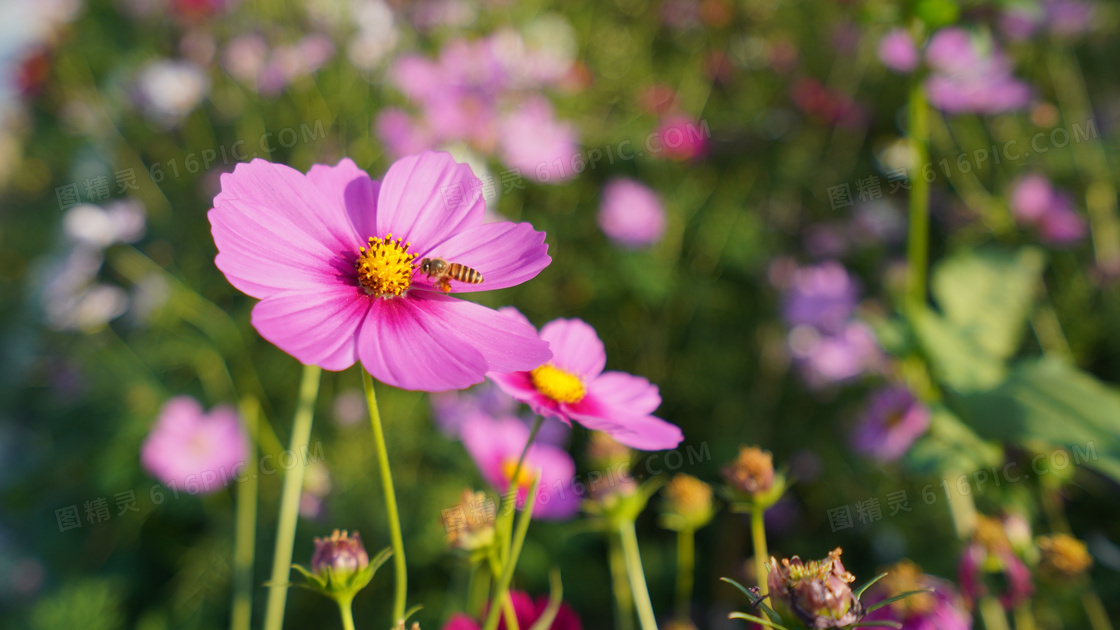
xmin=910 ymin=307 xmax=1006 ymax=391
xmin=728 ymin=612 xmax=789 ymax=630
xmin=954 ymin=358 xmax=1120 ymax=483
xmin=849 ymin=621 xmax=902 ymax=629
xmin=852 ymin=573 xmax=887 ymax=600
xmin=863 ymin=589 xmax=936 ymax=614
xmin=905 ymin=406 xmax=1003 ymax=476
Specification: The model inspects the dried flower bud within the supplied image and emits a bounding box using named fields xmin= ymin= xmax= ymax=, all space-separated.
xmin=1037 ymin=533 xmax=1092 ymax=580
xmin=723 ymin=445 xmax=775 ymax=496
xmin=312 ymin=530 xmax=369 ymax=581
xmin=661 ymin=474 xmax=714 ymax=530
xmin=444 ymin=489 xmax=497 ymax=552
xmin=767 ymin=547 xmax=864 ymax=629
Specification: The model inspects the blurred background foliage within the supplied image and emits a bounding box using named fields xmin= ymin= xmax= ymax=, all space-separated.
xmin=2 ymin=0 xmax=1120 ymax=628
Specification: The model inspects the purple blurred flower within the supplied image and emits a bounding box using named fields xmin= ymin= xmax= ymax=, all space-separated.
xmin=790 ymin=321 xmax=884 ymax=387
xmin=1037 ymin=197 xmax=1087 ymax=246
xmin=1046 ymin=0 xmax=1096 ymax=37
xmin=1008 ymin=174 xmax=1087 ymax=246
xmin=1009 ymin=173 xmax=1054 ymax=223
xmin=782 ymin=261 xmax=859 ymax=334
xmin=862 ymin=561 xmax=971 ymax=630
xmin=878 ymin=29 xmax=920 ymax=73
xmin=924 ymin=29 xmax=1030 ymax=115
xmin=460 ymin=413 xmax=581 ymax=520
xmin=851 ymin=387 xmax=930 ymax=463
xmin=141 ymin=397 xmax=247 ymax=494
xmin=597 ymin=178 xmax=667 ymax=248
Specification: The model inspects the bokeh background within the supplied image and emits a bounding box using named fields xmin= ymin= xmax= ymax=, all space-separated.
xmin=2 ymin=0 xmax=1120 ymax=628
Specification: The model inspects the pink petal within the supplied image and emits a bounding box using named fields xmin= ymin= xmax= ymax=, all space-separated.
xmin=497 ymin=306 xmax=537 ymax=331
xmin=250 ymin=285 xmax=370 ymax=371
xmin=565 ymin=409 xmax=683 ymax=451
xmin=539 ymin=319 xmax=606 ymax=379
xmin=306 ymin=158 xmax=381 ymax=243
xmin=210 ymin=159 xmax=359 ymax=298
xmin=526 ymin=444 xmax=581 ymax=520
xmin=487 ymin=370 xmax=567 ymax=421
xmin=461 ymin=414 xmax=528 ymax=487
xmin=375 ymin=151 xmax=484 ymax=250
xmin=409 ymin=294 xmax=552 ymax=374
xmin=585 ymin=371 xmax=661 ymax=416
xmin=413 ymin=221 xmax=551 ymax=293
xmin=358 ymin=296 xmax=488 ymax=392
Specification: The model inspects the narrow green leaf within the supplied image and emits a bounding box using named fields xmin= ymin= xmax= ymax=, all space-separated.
xmin=863 ymin=588 xmax=935 ymax=614
xmin=852 ymin=573 xmax=888 ymax=600
xmin=729 ymin=612 xmax=788 ymax=630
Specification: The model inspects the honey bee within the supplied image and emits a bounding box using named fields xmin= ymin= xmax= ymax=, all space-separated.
xmin=419 ymin=258 xmax=483 ymax=293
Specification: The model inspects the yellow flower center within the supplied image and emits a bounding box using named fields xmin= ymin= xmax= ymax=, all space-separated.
xmin=355 ymin=233 xmax=416 ymax=297
xmin=530 ymin=364 xmax=586 ymax=404
xmin=501 ymin=459 xmax=537 ymax=490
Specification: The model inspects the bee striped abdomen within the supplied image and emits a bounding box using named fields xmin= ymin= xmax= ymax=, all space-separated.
xmin=448 ymin=263 xmax=483 ymax=284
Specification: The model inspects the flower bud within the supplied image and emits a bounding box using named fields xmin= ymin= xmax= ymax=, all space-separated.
xmin=443 ymin=489 xmax=497 ymax=552
xmin=768 ymin=547 xmax=864 ymax=629
xmin=312 ymin=530 xmax=370 ymax=581
xmin=723 ymin=445 xmax=775 ymax=496
xmin=661 ymin=474 xmax=715 ymax=531
xmin=587 ymin=431 xmax=632 ymax=470
xmin=1036 ymin=533 xmax=1092 ymax=580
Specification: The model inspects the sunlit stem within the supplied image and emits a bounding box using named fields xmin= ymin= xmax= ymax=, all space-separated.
xmin=906 ymin=80 xmax=931 ymax=314
xmin=1082 ymin=590 xmax=1116 ymax=630
xmin=230 ymin=397 xmax=261 ymax=630
xmin=609 ymin=532 xmax=635 ymax=630
xmin=978 ymin=596 xmax=1010 ymax=630
xmin=481 ymin=477 xmax=540 ymax=630
xmin=1013 ymin=602 xmax=1037 ymax=630
xmin=363 ymin=371 xmax=408 ymax=623
xmin=487 ymin=547 xmax=521 ymax=630
xmin=338 ymin=594 xmax=356 ymax=630
xmin=496 ymin=416 xmax=544 ymax=566
xmin=751 ymin=507 xmax=769 ymax=599
xmin=263 ymin=365 xmax=321 ymax=630
xmin=619 ymin=520 xmax=659 ymax=630
xmin=675 ymin=527 xmax=696 ymax=620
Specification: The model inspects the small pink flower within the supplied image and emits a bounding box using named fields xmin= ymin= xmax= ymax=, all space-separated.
xmin=209 ymin=151 xmax=553 ymax=391
xmin=597 ymin=178 xmax=666 ymax=248
xmin=498 ymin=97 xmax=579 ymax=181
xmin=654 ymin=114 xmax=709 ymax=161
xmin=489 ymin=311 xmax=683 ymax=451
xmin=461 ymin=414 xmax=580 ymax=520
xmin=878 ymin=29 xmax=919 ymax=73
xmin=141 ymin=397 xmax=247 ymax=494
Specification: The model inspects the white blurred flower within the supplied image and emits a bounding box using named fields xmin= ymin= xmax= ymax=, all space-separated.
xmin=222 ymin=34 xmax=269 ymax=84
xmin=135 ymin=59 xmax=210 ymax=125
xmin=347 ymin=0 xmax=397 ymax=70
xmin=62 ymin=200 xmax=146 ymax=249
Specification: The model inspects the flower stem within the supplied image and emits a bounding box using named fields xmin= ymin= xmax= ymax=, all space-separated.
xmin=487 ymin=547 xmax=521 ymax=630
xmin=619 ymin=520 xmax=659 ymax=630
xmin=751 ymin=507 xmax=769 ymax=599
xmin=1082 ymin=590 xmax=1116 ymax=630
xmin=906 ymin=80 xmax=931 ymax=314
xmin=230 ymin=397 xmax=261 ymax=630
xmin=482 ymin=477 xmax=540 ymax=630
xmin=338 ymin=594 xmax=356 ymax=630
xmin=362 ymin=370 xmax=408 ymax=624
xmin=496 ymin=417 xmax=544 ymax=566
xmin=263 ymin=364 xmax=321 ymax=630
xmin=1013 ymin=602 xmax=1037 ymax=630
xmin=978 ymin=596 xmax=1011 ymax=630
xmin=675 ymin=527 xmax=695 ymax=620
xmin=609 ymin=532 xmax=635 ymax=630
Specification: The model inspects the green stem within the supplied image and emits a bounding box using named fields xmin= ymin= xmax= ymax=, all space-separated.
xmin=497 ymin=417 xmax=544 ymax=566
xmin=362 ymin=371 xmax=408 ymax=624
xmin=751 ymin=507 xmax=769 ymax=599
xmin=978 ymin=596 xmax=1011 ymax=630
xmin=619 ymin=520 xmax=659 ymax=630
xmin=482 ymin=477 xmax=540 ymax=630
xmin=263 ymin=365 xmax=321 ymax=630
xmin=230 ymin=397 xmax=261 ymax=630
xmin=906 ymin=80 xmax=931 ymax=314
xmin=675 ymin=528 xmax=695 ymax=621
xmin=338 ymin=595 xmax=356 ymax=630
xmin=1082 ymin=590 xmax=1116 ymax=630
xmin=1013 ymin=602 xmax=1036 ymax=630
xmin=609 ymin=531 xmax=635 ymax=630
xmin=487 ymin=547 xmax=522 ymax=630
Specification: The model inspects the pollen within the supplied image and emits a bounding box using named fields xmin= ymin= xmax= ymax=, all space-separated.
xmin=530 ymin=364 xmax=586 ymax=404
xmin=355 ymin=233 xmax=416 ymax=297
xmin=501 ymin=459 xmax=538 ymax=490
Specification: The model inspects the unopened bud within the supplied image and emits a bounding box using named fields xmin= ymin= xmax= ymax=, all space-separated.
xmin=723 ymin=445 xmax=774 ymax=496
xmin=768 ymin=547 xmax=864 ymax=628
xmin=1037 ymin=533 xmax=1092 ymax=580
xmin=312 ymin=530 xmax=369 ymax=581
xmin=661 ymin=474 xmax=714 ymax=530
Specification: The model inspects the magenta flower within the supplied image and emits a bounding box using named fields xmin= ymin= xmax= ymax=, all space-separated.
xmin=862 ymin=561 xmax=971 ymax=630
xmin=461 ymin=414 xmax=580 ymax=520
xmin=851 ymin=387 xmax=931 ymax=462
xmin=443 ymin=590 xmax=583 ymax=630
xmin=878 ymin=29 xmax=920 ymax=73
xmin=924 ymin=29 xmax=1030 ymax=115
xmin=208 ymin=151 xmax=552 ymax=391
xmin=1008 ymin=174 xmax=1087 ymax=247
xmin=141 ymin=397 xmax=247 ymax=494
xmin=489 ymin=311 xmax=683 ymax=451
xmin=655 ymin=114 xmax=710 ymax=161
xmin=498 ymin=97 xmax=579 ymax=182
xmin=597 ymin=178 xmax=667 ymax=248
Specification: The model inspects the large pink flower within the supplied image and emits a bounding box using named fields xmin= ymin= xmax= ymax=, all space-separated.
xmin=141 ymin=396 xmax=247 ymax=494
xmin=209 ymin=151 xmax=553 ymax=391
xmin=461 ymin=413 xmax=580 ymax=520
xmin=489 ymin=311 xmax=683 ymax=451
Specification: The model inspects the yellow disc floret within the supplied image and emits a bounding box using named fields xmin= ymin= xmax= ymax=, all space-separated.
xmin=355 ymin=233 xmax=416 ymax=297
xmin=501 ymin=459 xmax=538 ymax=490
xmin=530 ymin=364 xmax=586 ymax=404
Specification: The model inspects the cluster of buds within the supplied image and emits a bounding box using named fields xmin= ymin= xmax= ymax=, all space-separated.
xmin=660 ymin=473 xmax=715 ymax=531
xmin=722 ymin=445 xmax=786 ymax=510
xmin=443 ymin=489 xmax=497 ymax=553
xmin=767 ymin=548 xmax=864 ymax=629
xmin=292 ymin=529 xmax=388 ymax=603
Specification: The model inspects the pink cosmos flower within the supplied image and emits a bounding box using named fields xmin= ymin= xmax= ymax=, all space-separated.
xmin=461 ymin=414 xmax=580 ymax=520
xmin=851 ymin=386 xmax=931 ymax=462
xmin=208 ymin=151 xmax=553 ymax=391
xmin=444 ymin=590 xmax=582 ymax=630
xmin=497 ymin=97 xmax=579 ymax=181
xmin=597 ymin=178 xmax=667 ymax=248
xmin=878 ymin=29 xmax=920 ymax=73
xmin=654 ymin=114 xmax=710 ymax=161
xmin=489 ymin=311 xmax=684 ymax=451
xmin=141 ymin=396 xmax=247 ymax=494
